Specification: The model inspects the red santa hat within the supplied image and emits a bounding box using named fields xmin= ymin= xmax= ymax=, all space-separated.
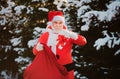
xmin=47 ymin=11 xmax=67 ymax=29
xmin=48 ymin=11 xmax=65 ymax=22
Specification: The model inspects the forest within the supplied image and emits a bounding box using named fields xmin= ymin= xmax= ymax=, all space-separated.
xmin=0 ymin=0 xmax=120 ymax=79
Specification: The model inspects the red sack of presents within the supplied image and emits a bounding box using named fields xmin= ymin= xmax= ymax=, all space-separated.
xmin=23 ymin=44 xmax=68 ymax=79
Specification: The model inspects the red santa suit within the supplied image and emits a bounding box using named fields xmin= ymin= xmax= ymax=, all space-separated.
xmin=23 ymin=11 xmax=87 ymax=79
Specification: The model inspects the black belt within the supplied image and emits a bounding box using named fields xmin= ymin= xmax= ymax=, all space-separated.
xmin=56 ymin=55 xmax=75 ymax=72
xmin=63 ymin=62 xmax=75 ymax=72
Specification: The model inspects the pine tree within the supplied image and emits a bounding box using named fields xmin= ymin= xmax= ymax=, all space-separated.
xmin=0 ymin=0 xmax=120 ymax=79
xmin=0 ymin=0 xmax=56 ymax=79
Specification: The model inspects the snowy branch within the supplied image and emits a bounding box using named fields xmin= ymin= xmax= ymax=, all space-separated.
xmin=94 ymin=30 xmax=120 ymax=50
xmin=114 ymin=49 xmax=120 ymax=55
xmin=80 ymin=1 xmax=120 ymax=31
xmin=10 ymin=37 xmax=22 ymax=46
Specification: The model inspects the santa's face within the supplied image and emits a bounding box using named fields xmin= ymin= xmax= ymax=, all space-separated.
xmin=52 ymin=20 xmax=64 ymax=31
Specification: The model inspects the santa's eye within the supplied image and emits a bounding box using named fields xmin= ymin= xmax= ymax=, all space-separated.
xmin=59 ymin=22 xmax=63 ymax=24
xmin=53 ymin=21 xmax=57 ymax=24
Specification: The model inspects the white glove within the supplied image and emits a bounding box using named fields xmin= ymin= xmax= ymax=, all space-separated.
xmin=36 ymin=43 xmax=44 ymax=51
xmin=59 ymin=29 xmax=78 ymax=40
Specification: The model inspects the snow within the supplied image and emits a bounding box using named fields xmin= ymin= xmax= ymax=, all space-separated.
xmin=54 ymin=0 xmax=68 ymax=10
xmin=106 ymin=1 xmax=120 ymax=21
xmin=34 ymin=27 xmax=45 ymax=33
xmin=14 ymin=5 xmax=26 ymax=15
xmin=114 ymin=49 xmax=120 ymax=55
xmin=80 ymin=76 xmax=88 ymax=79
xmin=0 ymin=0 xmax=28 ymax=26
xmin=7 ymin=0 xmax=15 ymax=7
xmin=75 ymin=64 xmax=81 ymax=67
xmin=77 ymin=5 xmax=91 ymax=17
xmin=81 ymin=24 xmax=90 ymax=31
xmin=68 ymin=0 xmax=92 ymax=8
xmin=94 ymin=31 xmax=120 ymax=50
xmin=79 ymin=1 xmax=120 ymax=51
xmin=0 ymin=1 xmax=14 ymax=25
xmin=74 ymin=71 xmax=88 ymax=79
xmin=73 ymin=56 xmax=78 ymax=62
xmin=38 ymin=8 xmax=49 ymax=12
xmin=33 ymin=27 xmax=45 ymax=36
xmin=107 ymin=1 xmax=120 ymax=12
xmin=0 ymin=16 xmax=7 ymax=25
xmin=1 ymin=45 xmax=12 ymax=52
xmin=13 ymin=48 xmax=25 ymax=55
xmin=80 ymin=0 xmax=92 ymax=3
xmin=32 ymin=0 xmax=48 ymax=2
xmin=15 ymin=56 xmax=32 ymax=73
xmin=28 ymin=39 xmax=38 ymax=48
xmin=10 ymin=37 xmax=22 ymax=46
xmin=32 ymin=0 xmax=39 ymax=2
xmin=27 ymin=27 xmax=46 ymax=48
xmin=80 ymin=1 xmax=120 ymax=31
xmin=1 ymin=70 xmax=12 ymax=79
xmin=0 ymin=5 xmax=12 ymax=15
xmin=54 ymin=0 xmax=68 ymax=4
xmin=80 ymin=11 xmax=108 ymax=31
xmin=15 ymin=56 xmax=31 ymax=63
xmin=15 ymin=29 xmax=22 ymax=33
xmin=26 ymin=6 xmax=34 ymax=14
xmin=17 ymin=17 xmax=27 ymax=25
xmin=0 ymin=70 xmax=18 ymax=79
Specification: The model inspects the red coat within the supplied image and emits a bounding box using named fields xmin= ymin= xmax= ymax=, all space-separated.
xmin=24 ymin=30 xmax=87 ymax=79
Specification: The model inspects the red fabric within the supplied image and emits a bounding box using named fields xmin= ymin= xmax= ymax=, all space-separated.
xmin=56 ymin=34 xmax=87 ymax=65
xmin=32 ymin=32 xmax=49 ymax=55
xmin=71 ymin=35 xmax=87 ymax=46
xmin=24 ymin=31 xmax=87 ymax=79
xmin=48 ymin=11 xmax=64 ymax=21
xmin=24 ymin=44 xmax=68 ymax=79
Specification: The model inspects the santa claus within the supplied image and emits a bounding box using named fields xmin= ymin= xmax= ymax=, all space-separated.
xmin=24 ymin=11 xmax=87 ymax=79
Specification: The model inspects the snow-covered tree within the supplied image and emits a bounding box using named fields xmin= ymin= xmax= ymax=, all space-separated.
xmin=0 ymin=0 xmax=54 ymax=79
xmin=0 ymin=0 xmax=120 ymax=79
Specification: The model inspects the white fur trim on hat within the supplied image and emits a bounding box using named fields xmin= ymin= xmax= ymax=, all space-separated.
xmin=52 ymin=16 xmax=65 ymax=22
xmin=47 ymin=21 xmax=52 ymax=26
